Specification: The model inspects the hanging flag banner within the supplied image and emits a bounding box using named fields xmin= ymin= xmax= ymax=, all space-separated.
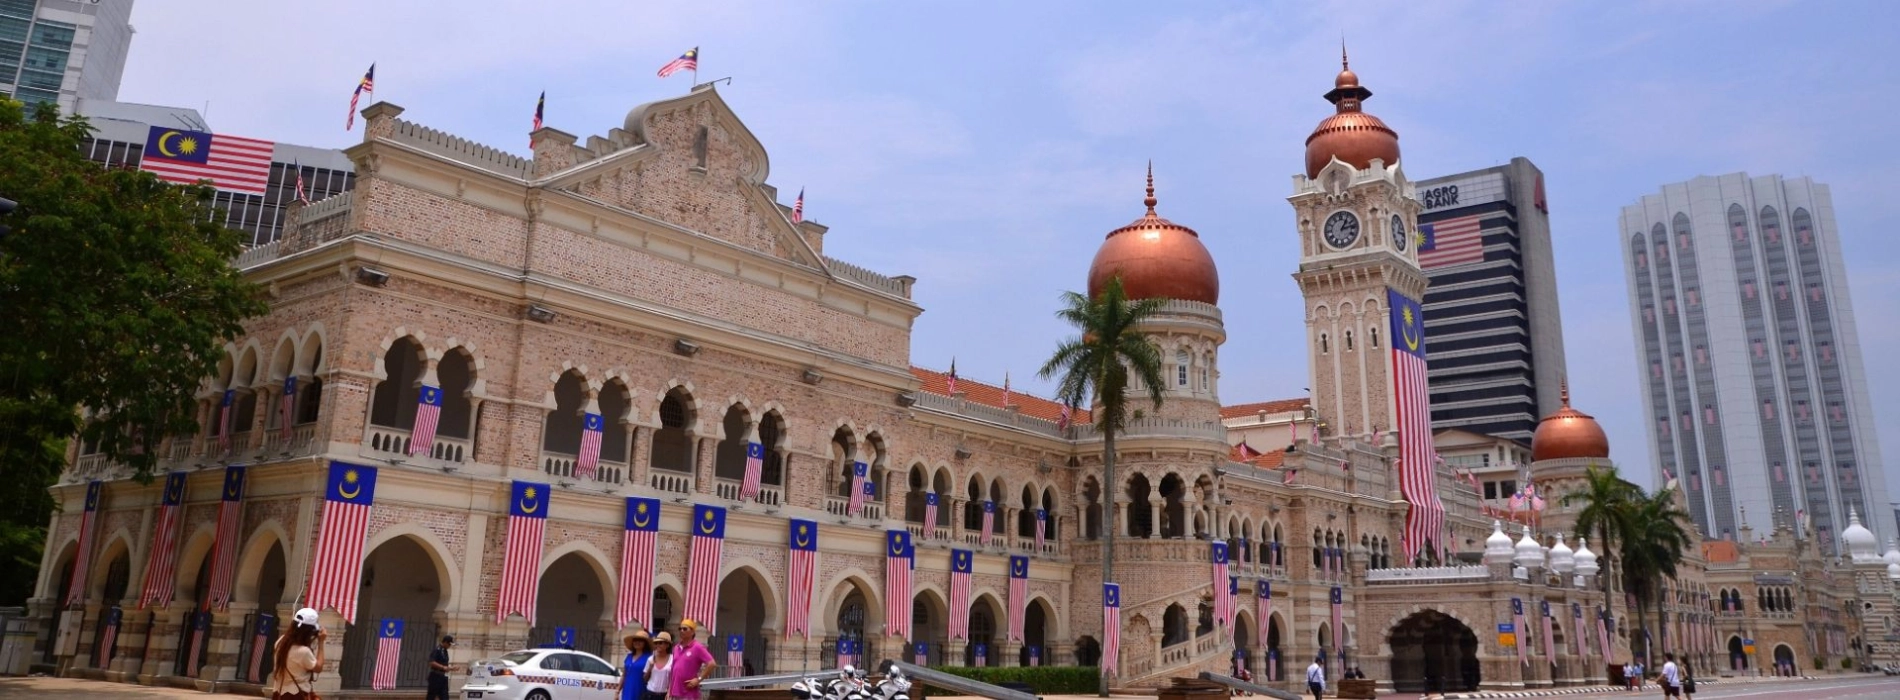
xmin=618 ymin=497 xmax=660 ymax=630
xmin=497 ymin=480 xmax=550 ymax=624
xmin=785 ymin=519 xmax=818 ymax=638
xmin=308 ymin=462 xmax=377 ymax=621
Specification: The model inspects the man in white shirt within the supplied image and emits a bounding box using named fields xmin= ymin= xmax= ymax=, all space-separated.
xmin=1305 ymin=657 xmax=1326 ymax=700
xmin=1660 ymin=653 xmax=1681 ymax=698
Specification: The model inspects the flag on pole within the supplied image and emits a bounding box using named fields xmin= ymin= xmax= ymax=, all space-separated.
xmin=1211 ymin=543 xmax=1232 ymax=629
xmin=913 ymin=642 xmax=928 ymax=666
xmin=217 ymin=389 xmax=235 ymax=452
xmin=576 ymin=411 xmax=604 ymax=480
xmin=247 ymin=614 xmax=274 ymax=683
xmin=786 ymin=519 xmax=818 ymax=637
xmin=658 ymin=47 xmax=699 ymax=78
xmin=347 ymin=64 xmax=375 ymax=130
xmin=531 ymin=91 xmax=545 ymax=147
xmin=885 ymin=530 xmax=914 ymax=639
xmin=1002 ymin=372 xmax=1012 ymax=406
xmin=1540 ymin=600 xmax=1556 ymax=666
xmin=1103 ymin=583 xmax=1121 ymax=678
xmin=291 ymin=162 xmax=309 ymax=205
xmin=372 ymin=618 xmax=404 ymax=689
xmin=847 ymin=461 xmax=869 ymax=516
xmin=947 ymin=359 xmax=958 ymax=394
xmin=1007 ymin=555 xmax=1029 ymax=641
xmin=791 ymin=188 xmax=805 ymax=224
xmin=280 ymin=376 xmax=299 ymax=440
xmin=1034 ymin=509 xmax=1047 ymax=550
xmin=1058 ymin=402 xmax=1072 ymax=430
xmin=138 ymin=127 xmax=274 ymax=196
xmin=1329 ymin=586 xmax=1343 ymax=660
xmin=206 ymin=466 xmax=246 ymax=610
xmin=726 ymin=635 xmax=745 ymax=671
xmin=1512 ymin=598 xmax=1528 ymax=666
xmin=307 ymin=462 xmax=377 ymax=622
xmin=949 ymin=549 xmax=973 ymax=639
xmin=741 ymin=440 xmax=765 ymax=501
xmin=617 ymin=497 xmax=660 ymax=630
xmin=497 ymin=480 xmax=550 ymax=624
xmin=408 ymin=384 xmax=444 ymax=457
xmin=686 ymin=505 xmax=727 ymax=629
xmin=922 ymin=493 xmax=939 ymax=539
xmin=982 ymin=500 xmax=996 ymax=546
xmin=138 ymin=472 xmax=188 ymax=609
xmin=1389 ymin=289 xmax=1444 ymax=560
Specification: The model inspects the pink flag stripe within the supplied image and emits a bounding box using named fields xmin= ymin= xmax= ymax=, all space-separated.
xmin=1418 ymin=214 xmax=1486 ymax=268
xmin=138 ymin=504 xmax=183 ymax=608
xmin=65 ymin=509 xmax=96 ymax=606
xmin=787 ymin=547 xmax=816 ymax=637
xmin=686 ymin=529 xmax=724 ymax=629
xmin=372 ymin=636 xmax=402 ymax=689
xmin=618 ymin=530 xmax=657 ymax=630
xmin=306 ymin=500 xmax=372 ymax=622
xmin=949 ymin=570 xmax=971 ymax=639
xmin=207 ymin=500 xmax=243 ymax=610
xmin=496 ymin=515 xmax=546 ymax=624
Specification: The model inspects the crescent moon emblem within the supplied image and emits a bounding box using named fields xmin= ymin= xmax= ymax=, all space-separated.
xmin=156 ymin=130 xmax=183 ymax=157
xmin=520 ymin=495 xmax=539 ymax=514
xmin=632 ymin=512 xmax=651 ymax=528
xmin=338 ymin=480 xmax=361 ymax=500
xmin=795 ymin=533 xmax=811 ymax=548
xmin=1403 ymin=321 xmax=1421 ymax=351
xmin=699 ymin=516 xmax=717 ymax=534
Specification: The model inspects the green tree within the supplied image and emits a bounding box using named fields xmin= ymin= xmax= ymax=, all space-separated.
xmin=1618 ymin=488 xmax=1694 ymax=665
xmin=0 ymin=99 xmax=266 ymax=605
xmin=1038 ymin=275 xmax=1166 ymax=695
xmin=1563 ymin=465 xmax=1638 ymax=605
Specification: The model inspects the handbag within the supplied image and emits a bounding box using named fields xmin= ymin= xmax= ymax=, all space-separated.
xmin=1684 ymin=675 xmax=1696 ymax=693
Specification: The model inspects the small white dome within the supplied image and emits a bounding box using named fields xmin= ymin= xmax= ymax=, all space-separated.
xmin=1574 ymin=536 xmax=1600 ymax=576
xmin=1514 ymin=526 xmax=1545 ymax=568
xmin=1484 ymin=520 xmax=1515 ymax=564
xmin=1549 ymin=532 xmax=1576 ymax=573
xmin=1843 ymin=506 xmax=1879 ymax=560
xmin=1883 ymin=538 xmax=1900 ymax=566
xmin=1888 ymin=562 xmax=1900 ymax=581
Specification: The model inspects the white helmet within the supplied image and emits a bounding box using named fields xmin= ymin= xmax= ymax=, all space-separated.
xmin=292 ymin=607 xmax=321 ymax=629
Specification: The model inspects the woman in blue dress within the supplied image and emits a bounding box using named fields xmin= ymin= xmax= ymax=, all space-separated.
xmin=621 ymin=630 xmax=653 ymax=700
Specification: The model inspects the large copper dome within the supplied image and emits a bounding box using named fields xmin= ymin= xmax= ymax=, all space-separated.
xmin=1086 ymin=166 xmax=1219 ymax=305
xmin=1531 ymin=383 xmax=1610 ymax=462
xmin=1303 ymin=53 xmax=1401 ymax=178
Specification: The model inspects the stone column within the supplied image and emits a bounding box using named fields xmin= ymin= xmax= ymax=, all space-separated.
xmin=630 ymin=426 xmax=655 ymax=490
xmin=1115 ymin=498 xmax=1129 ymax=537
xmin=191 ymin=398 xmax=213 ymax=456
xmin=694 ymin=436 xmax=717 ymax=494
xmin=1145 ymin=496 xmax=1161 ymax=539
xmin=950 ymin=498 xmax=966 ymax=539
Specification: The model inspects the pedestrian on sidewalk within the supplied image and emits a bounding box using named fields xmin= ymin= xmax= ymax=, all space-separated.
xmin=1305 ymin=656 xmax=1326 ymax=700
xmin=1681 ymin=661 xmax=1696 ymax=698
xmin=622 ymin=630 xmax=653 ymax=700
xmin=426 ymin=635 xmax=459 ymax=700
xmin=270 ymin=608 xmax=326 ymax=700
xmin=668 ymin=619 xmax=718 ymax=700
xmin=1624 ymin=660 xmax=1636 ymax=691
xmin=1660 ymin=652 xmax=1681 ymax=698
xmin=644 ymin=631 xmax=675 ymax=700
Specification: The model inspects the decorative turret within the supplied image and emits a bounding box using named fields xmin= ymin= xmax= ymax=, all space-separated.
xmin=1484 ymin=520 xmax=1515 ymax=565
xmin=1514 ymin=526 xmax=1545 ymax=570
xmin=1574 ymin=536 xmax=1599 ymax=577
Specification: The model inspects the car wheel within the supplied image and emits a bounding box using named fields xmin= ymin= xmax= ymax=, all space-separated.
xmin=527 ymin=690 xmax=552 ymax=700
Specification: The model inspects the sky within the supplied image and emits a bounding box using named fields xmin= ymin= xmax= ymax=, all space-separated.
xmin=117 ymin=1 xmax=1900 ymax=496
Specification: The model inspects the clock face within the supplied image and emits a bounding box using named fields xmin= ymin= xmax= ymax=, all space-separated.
xmin=1391 ymin=215 xmax=1408 ymax=252
xmin=1323 ymin=211 xmax=1361 ymax=249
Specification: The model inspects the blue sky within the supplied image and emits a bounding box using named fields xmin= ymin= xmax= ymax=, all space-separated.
xmin=120 ymin=1 xmax=1900 ymax=494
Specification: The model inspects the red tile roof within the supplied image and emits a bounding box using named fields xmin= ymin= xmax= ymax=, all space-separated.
xmin=909 ymin=367 xmax=1091 ymax=425
xmin=1702 ymin=540 xmax=1740 ymax=564
xmin=1220 ymin=398 xmax=1310 ymax=420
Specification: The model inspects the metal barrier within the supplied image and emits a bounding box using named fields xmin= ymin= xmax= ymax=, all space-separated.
xmin=887 ymin=660 xmax=1040 ymax=700
xmin=699 ymin=670 xmax=832 ymax=690
xmin=1196 ymin=671 xmax=1302 ymax=700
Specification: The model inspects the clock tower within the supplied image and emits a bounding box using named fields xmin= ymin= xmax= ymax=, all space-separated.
xmin=1289 ymin=52 xmax=1429 ymax=441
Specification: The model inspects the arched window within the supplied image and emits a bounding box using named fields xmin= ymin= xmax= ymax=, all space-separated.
xmin=1369 ymin=327 xmax=1379 ymax=349
xmin=653 ymin=389 xmax=694 ymax=473
xmin=1345 ymin=330 xmax=1353 ymax=351
xmin=832 ymin=428 xmax=858 ymax=498
xmin=692 ymin=127 xmax=709 ymax=169
xmin=1200 ymin=352 xmax=1211 ymax=392
xmin=1176 ymin=350 xmax=1190 ymax=387
xmin=1320 ymin=334 xmax=1329 ymax=354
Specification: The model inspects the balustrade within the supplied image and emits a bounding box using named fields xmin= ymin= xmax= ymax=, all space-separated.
xmin=367 ymin=425 xmax=412 ymax=456
xmin=713 ymin=477 xmax=783 ymax=506
xmin=649 ymin=469 xmax=693 ymax=495
xmin=1161 ymin=640 xmax=1191 ymax=666
xmin=823 ymin=495 xmax=883 ymax=520
xmin=1364 ymin=565 xmax=1490 ymax=584
xmin=165 ymin=439 xmax=194 ymax=462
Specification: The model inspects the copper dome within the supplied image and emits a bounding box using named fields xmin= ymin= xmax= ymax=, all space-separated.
xmin=1303 ymin=52 xmax=1401 ymax=178
xmin=1531 ymin=383 xmax=1610 ymax=462
xmin=1086 ymin=165 xmax=1220 ymax=305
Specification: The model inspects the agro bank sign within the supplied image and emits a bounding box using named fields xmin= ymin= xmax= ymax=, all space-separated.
xmin=1417 ymin=172 xmax=1507 ymax=213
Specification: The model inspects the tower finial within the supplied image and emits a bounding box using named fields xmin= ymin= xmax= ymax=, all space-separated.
xmin=1560 ymin=377 xmax=1571 ymax=407
xmin=1342 ymin=36 xmax=1349 ymax=70
xmin=1144 ymin=160 xmax=1157 ymax=214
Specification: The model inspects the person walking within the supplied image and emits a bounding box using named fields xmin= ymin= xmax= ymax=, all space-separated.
xmin=426 ymin=634 xmax=459 ymax=700
xmin=1660 ymin=653 xmax=1681 ymax=698
xmin=1681 ymin=660 xmax=1696 ymax=698
xmin=644 ymin=631 xmax=675 ymax=700
xmin=1624 ymin=660 xmax=1636 ymax=691
xmin=668 ymin=619 xmax=718 ymax=700
xmin=1305 ymin=656 xmax=1326 ymax=700
xmin=622 ymin=631 xmax=653 ymax=700
xmin=270 ymin=608 xmax=326 ymax=700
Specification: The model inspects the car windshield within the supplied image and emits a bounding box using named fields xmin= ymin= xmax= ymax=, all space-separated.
xmin=499 ymin=651 xmax=539 ymax=666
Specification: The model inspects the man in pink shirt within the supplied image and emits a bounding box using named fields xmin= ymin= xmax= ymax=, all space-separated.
xmin=668 ymin=619 xmax=718 ymax=700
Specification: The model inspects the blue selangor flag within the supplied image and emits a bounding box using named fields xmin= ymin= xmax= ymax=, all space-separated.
xmin=325 ymin=461 xmax=378 ymax=506
xmin=1229 ymin=576 xmax=1238 ymax=596
xmin=862 ymin=479 xmax=876 ymax=497
xmin=853 ymin=461 xmax=868 ymax=479
xmin=511 ymin=480 xmax=551 ymax=519
xmin=380 ymin=618 xmax=404 ymax=639
xmin=790 ymin=519 xmax=819 ymax=551
xmin=255 ymin=614 xmax=274 ymax=636
xmin=1330 ymin=587 xmax=1342 ymax=605
xmin=627 ymin=497 xmax=661 ymax=532
xmin=952 ymin=549 xmax=973 ymax=573
xmin=694 ymin=504 xmax=727 ymax=539
xmin=106 ymin=607 xmax=122 ymax=626
xmin=222 ymin=465 xmax=247 ymax=502
xmin=1388 ymin=288 xmax=1427 ymax=358
xmin=914 ymin=641 xmax=927 ymax=655
xmin=728 ymin=634 xmax=744 ymax=652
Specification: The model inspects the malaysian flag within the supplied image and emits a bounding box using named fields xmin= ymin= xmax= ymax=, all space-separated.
xmin=791 ymin=188 xmax=805 ymax=224
xmin=885 ymin=530 xmax=914 ymax=639
xmin=185 ymin=611 xmax=209 ymax=675
xmin=554 ymin=627 xmax=575 ymax=648
xmin=138 ymin=473 xmax=188 ymax=609
xmin=618 ymin=498 xmax=660 ymax=629
xmin=1540 ymin=600 xmax=1555 ymax=666
xmin=1329 ymin=586 xmax=1342 ymax=661
xmin=372 ymin=618 xmax=404 ymax=690
xmin=97 ymin=607 xmax=121 ymax=667
xmin=1102 ymin=583 xmax=1121 ymax=678
xmin=686 ymin=505 xmax=727 ymax=630
xmin=1211 ymin=543 xmax=1232 ymax=629
xmin=1007 ymin=555 xmax=1028 ymax=641
xmin=913 ymin=642 xmax=928 ymax=666
xmin=531 ymin=91 xmax=545 ymax=147
xmin=307 ymin=462 xmax=377 ymax=622
xmin=1034 ymin=509 xmax=1047 ymax=550
xmin=727 ymin=635 xmax=745 ymax=671
xmin=217 ymin=389 xmax=235 ymax=452
xmin=1268 ymin=649 xmax=1279 ymax=681
xmin=247 ymin=614 xmax=275 ymax=683
xmin=1417 ymin=213 xmax=1485 ymax=268
xmin=974 ymin=642 xmax=987 ymax=667
xmin=658 ymin=47 xmax=699 ymax=78
xmin=292 ymin=161 xmax=309 ymax=204
xmin=836 ymin=638 xmax=854 ymax=668
xmin=1257 ymin=581 xmax=1272 ymax=668
xmin=1512 ymin=598 xmax=1528 ymax=666
xmin=1002 ymin=373 xmax=1012 ymax=406
xmin=1029 ymin=645 xmax=1041 ymax=667
xmin=408 ymin=385 xmax=444 ymax=457
xmin=1227 ymin=577 xmax=1239 ymax=630
xmin=786 ymin=519 xmax=818 ymax=637
xmin=946 ymin=359 xmax=958 ymax=393
xmin=1058 ymin=403 xmax=1072 ymax=430
xmin=138 ymin=126 xmax=274 ymax=196
xmin=1573 ymin=603 xmax=1585 ymax=659
xmin=207 ymin=466 xmax=246 ymax=610
xmin=981 ymin=500 xmax=996 ymax=546
xmin=921 ymin=493 xmax=939 ymax=539
xmin=576 ymin=411 xmax=605 ymax=480
xmin=1389 ymin=289 xmax=1444 ymax=561
xmin=847 ymin=461 xmax=869 ymax=516
xmin=497 ymin=480 xmax=550 ymax=624
xmin=347 ymin=64 xmax=374 ymax=130
xmin=741 ymin=441 xmax=765 ymax=501
xmin=280 ymin=376 xmax=298 ymax=441
xmin=949 ymin=549 xmax=973 ymax=639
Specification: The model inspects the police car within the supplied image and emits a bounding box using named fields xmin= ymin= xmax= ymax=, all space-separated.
xmin=462 ymin=648 xmax=623 ymax=700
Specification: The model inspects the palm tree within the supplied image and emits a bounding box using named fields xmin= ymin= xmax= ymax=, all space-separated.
xmin=1039 ymin=275 xmax=1166 ymax=695
xmin=1618 ymin=489 xmax=1694 ymax=666
xmin=1563 ymin=465 xmax=1637 ymax=604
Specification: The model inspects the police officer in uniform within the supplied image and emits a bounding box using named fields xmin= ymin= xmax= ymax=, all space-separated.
xmin=427 ymin=634 xmax=458 ymax=700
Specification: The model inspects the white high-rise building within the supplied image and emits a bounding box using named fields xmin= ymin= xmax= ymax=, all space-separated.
xmin=0 ymin=0 xmax=135 ymax=112
xmin=1621 ymin=173 xmax=1889 ymax=549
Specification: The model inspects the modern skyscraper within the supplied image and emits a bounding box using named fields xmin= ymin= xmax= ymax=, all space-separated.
xmin=1415 ymin=158 xmax=1568 ymax=443
xmin=0 ymin=0 xmax=135 ymax=111
xmin=1621 ymin=173 xmax=1889 ymax=548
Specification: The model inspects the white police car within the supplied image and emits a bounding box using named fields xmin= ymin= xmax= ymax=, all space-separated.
xmin=462 ymin=648 xmax=624 ymax=700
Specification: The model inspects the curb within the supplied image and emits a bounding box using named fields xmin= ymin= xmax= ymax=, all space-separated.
xmin=1442 ymin=686 xmax=1622 ymax=698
